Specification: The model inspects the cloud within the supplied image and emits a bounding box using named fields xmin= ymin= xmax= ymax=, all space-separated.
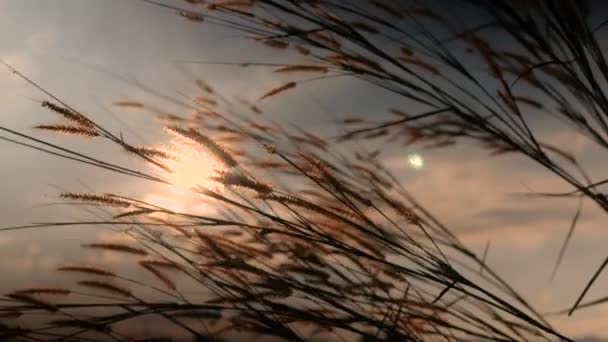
xmin=24 ymin=27 xmax=56 ymax=50
xmin=378 ymin=131 xmax=607 ymax=250
xmin=0 ymin=241 xmax=61 ymax=280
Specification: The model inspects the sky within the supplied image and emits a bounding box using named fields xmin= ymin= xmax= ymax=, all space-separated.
xmin=1 ymin=0 xmax=608 ymax=340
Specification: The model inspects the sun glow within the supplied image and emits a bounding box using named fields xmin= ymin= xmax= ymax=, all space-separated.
xmin=153 ymin=130 xmax=225 ymax=191
xmin=142 ymin=131 xmax=225 ymax=215
xmin=166 ymin=143 xmax=221 ymax=191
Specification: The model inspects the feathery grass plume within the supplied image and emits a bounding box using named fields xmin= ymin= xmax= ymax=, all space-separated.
xmin=0 ymin=311 xmax=22 ymax=319
xmin=60 ymin=192 xmax=132 ymax=208
xmin=34 ymin=124 xmax=99 ymax=137
xmin=112 ymin=100 xmax=145 ymax=109
xmin=113 ymin=208 xmax=156 ymax=219
xmin=207 ymin=1 xmax=255 ymax=15
xmin=253 ymin=18 xmax=278 ymax=31
xmin=261 ymin=39 xmax=289 ymax=49
xmin=132 ymin=338 xmax=173 ymax=342
xmin=258 ymin=288 xmax=292 ymax=299
xmin=177 ymin=10 xmax=204 ymax=22
xmin=49 ymin=319 xmax=111 ymax=332
xmin=194 ymin=96 xmax=218 ymax=107
xmin=337 ymin=228 xmax=386 ymax=260
xmin=57 ymin=265 xmax=116 ymax=277
xmin=195 ymin=79 xmax=214 ymax=94
xmin=77 ymin=280 xmax=131 ymax=297
xmin=375 ymin=190 xmax=421 ymax=225
xmin=41 ymin=101 xmax=95 ymax=129
xmin=81 ymin=243 xmax=148 ymax=256
xmin=297 ymin=154 xmax=358 ymax=196
xmin=215 ymin=134 xmax=246 ymax=143
xmin=6 ymin=294 xmax=57 ymax=312
xmin=249 ymin=160 xmax=287 ymax=170
xmin=350 ymin=21 xmax=379 ymax=34
xmin=259 ymin=81 xmax=297 ymax=100
xmin=250 ymin=105 xmax=262 ymax=114
xmin=307 ymin=31 xmax=341 ymax=49
xmin=294 ymin=45 xmax=310 ymax=56
xmin=400 ymin=46 xmax=414 ymax=57
xmin=12 ymin=288 xmax=70 ymax=296
xmin=194 ymin=95 xmax=219 ymax=107
xmin=248 ymin=122 xmax=280 ymax=134
xmin=207 ymin=236 xmax=271 ymax=258
xmin=139 ymin=261 xmax=177 ymax=290
xmin=170 ymin=310 xmax=222 ymax=319
xmin=261 ymin=194 xmax=347 ymax=223
xmin=148 ymin=217 xmax=193 ymax=238
xmin=132 ymin=146 xmax=178 ymax=161
xmin=281 ymin=265 xmax=330 ymax=282
xmin=320 ymin=10 xmax=346 ymax=25
xmin=215 ymin=0 xmax=255 ymax=7
xmin=194 ymin=230 xmax=230 ymax=259
xmin=140 ymin=259 xmax=182 ymax=270
xmin=157 ymin=113 xmax=188 ymax=124
xmin=167 ymin=126 xmax=238 ymax=168
xmin=342 ymin=117 xmax=365 ymax=124
xmin=255 ymin=278 xmax=293 ymax=298
xmin=296 ymin=152 xmax=342 ymax=182
xmin=292 ymin=131 xmax=329 ymax=151
xmin=398 ymin=56 xmax=440 ymax=75
xmin=226 ymin=147 xmax=250 ymax=157
xmin=326 ymin=53 xmax=384 ymax=73
xmin=273 ymin=65 xmax=329 ymax=74
xmin=210 ymin=171 xmax=272 ymax=194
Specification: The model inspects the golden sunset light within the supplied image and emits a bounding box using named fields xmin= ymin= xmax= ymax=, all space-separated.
xmin=141 ymin=130 xmax=225 ymax=214
xmin=145 ymin=128 xmax=225 ymax=191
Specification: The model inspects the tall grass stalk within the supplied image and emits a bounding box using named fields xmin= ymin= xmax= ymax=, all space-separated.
xmin=2 ymin=0 xmax=603 ymax=341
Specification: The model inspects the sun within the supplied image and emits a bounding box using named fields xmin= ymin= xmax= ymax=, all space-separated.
xmin=408 ymin=153 xmax=424 ymax=170
xmin=156 ymin=129 xmax=225 ymax=192
xmin=141 ymin=131 xmax=225 ymax=214
xmin=165 ymin=143 xmax=220 ymax=191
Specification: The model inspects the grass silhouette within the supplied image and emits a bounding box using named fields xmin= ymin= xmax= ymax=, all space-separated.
xmin=3 ymin=0 xmax=608 ymax=340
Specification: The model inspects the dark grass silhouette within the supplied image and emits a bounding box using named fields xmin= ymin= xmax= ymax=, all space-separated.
xmin=1 ymin=0 xmax=608 ymax=340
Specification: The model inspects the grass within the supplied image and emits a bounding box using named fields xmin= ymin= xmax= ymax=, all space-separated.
xmin=2 ymin=0 xmax=608 ymax=340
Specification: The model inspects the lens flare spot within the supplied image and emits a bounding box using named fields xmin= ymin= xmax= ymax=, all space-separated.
xmin=408 ymin=153 xmax=424 ymax=170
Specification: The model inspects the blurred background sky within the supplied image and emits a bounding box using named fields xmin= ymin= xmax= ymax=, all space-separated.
xmin=1 ymin=0 xmax=608 ymax=339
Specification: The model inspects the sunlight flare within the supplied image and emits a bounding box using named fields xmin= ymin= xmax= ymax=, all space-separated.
xmin=160 ymin=129 xmax=225 ymax=191
xmin=407 ymin=153 xmax=424 ymax=170
xmin=141 ymin=129 xmax=226 ymax=215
